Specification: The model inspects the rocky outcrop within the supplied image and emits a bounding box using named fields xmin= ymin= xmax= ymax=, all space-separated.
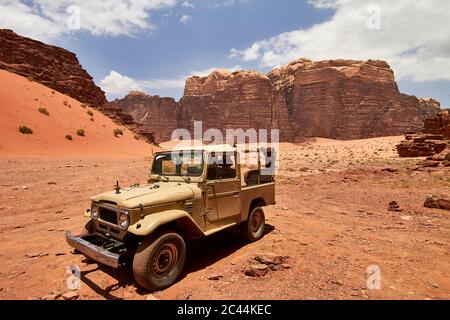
xmin=113 ymin=59 xmax=441 ymax=143
xmin=108 ymin=91 xmax=177 ymax=142
xmin=0 ymin=29 xmax=106 ymax=106
xmin=397 ymin=109 xmax=450 ymax=157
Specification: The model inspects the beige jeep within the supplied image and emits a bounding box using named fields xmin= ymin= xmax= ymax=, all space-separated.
xmin=66 ymin=144 xmax=276 ymax=291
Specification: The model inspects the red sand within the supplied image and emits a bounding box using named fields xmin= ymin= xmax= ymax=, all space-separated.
xmin=0 ymin=70 xmax=155 ymax=158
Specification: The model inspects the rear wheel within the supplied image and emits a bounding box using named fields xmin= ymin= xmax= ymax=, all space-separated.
xmin=133 ymin=232 xmax=186 ymax=291
xmin=241 ymin=207 xmax=265 ymax=242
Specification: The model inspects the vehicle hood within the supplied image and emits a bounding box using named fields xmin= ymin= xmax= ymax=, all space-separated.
xmin=90 ymin=182 xmax=197 ymax=208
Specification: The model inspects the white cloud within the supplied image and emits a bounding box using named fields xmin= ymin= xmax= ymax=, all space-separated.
xmin=189 ymin=65 xmax=242 ymax=77
xmin=0 ymin=0 xmax=177 ymax=42
xmin=100 ymin=65 xmax=243 ymax=99
xmin=229 ymin=0 xmax=450 ymax=82
xmin=179 ymin=14 xmax=192 ymax=24
xmin=181 ymin=1 xmax=195 ymax=8
xmin=100 ymin=71 xmax=143 ymax=97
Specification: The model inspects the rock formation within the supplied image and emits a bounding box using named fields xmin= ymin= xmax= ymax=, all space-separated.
xmin=113 ymin=59 xmax=441 ymax=143
xmin=108 ymin=91 xmax=178 ymax=143
xmin=0 ymin=29 xmax=106 ymax=106
xmin=0 ymin=30 xmax=441 ymax=144
xmin=397 ymin=109 xmax=450 ymax=169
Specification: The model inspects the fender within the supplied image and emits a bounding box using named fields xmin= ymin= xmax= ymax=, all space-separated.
xmin=128 ymin=209 xmax=204 ymax=238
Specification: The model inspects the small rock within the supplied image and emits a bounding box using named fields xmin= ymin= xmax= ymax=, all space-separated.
xmin=55 ymin=210 xmax=64 ymax=214
xmin=146 ymin=294 xmax=158 ymax=301
xmin=282 ymin=207 xmax=289 ymax=211
xmin=47 ymin=182 xmax=57 ymax=185
xmin=62 ymin=291 xmax=79 ymax=300
xmin=25 ymin=252 xmax=41 ymax=258
xmin=55 ymin=252 xmax=66 ymax=256
xmin=22 ymin=186 xmax=28 ymax=190
xmin=207 ymin=275 xmax=223 ymax=281
xmin=255 ymin=253 xmax=289 ymax=266
xmin=41 ymin=294 xmax=59 ymax=300
xmin=428 ymin=281 xmax=439 ymax=288
xmin=388 ymin=201 xmax=403 ymax=212
xmin=331 ymin=280 xmax=344 ymax=286
xmin=401 ymin=216 xmax=413 ymax=221
xmin=244 ymin=264 xmax=270 ymax=277
xmin=25 ymin=251 xmax=48 ymax=258
xmin=281 ymin=264 xmax=291 ymax=270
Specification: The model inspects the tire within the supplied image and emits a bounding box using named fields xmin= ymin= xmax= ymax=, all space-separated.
xmin=133 ymin=232 xmax=186 ymax=291
xmin=241 ymin=207 xmax=266 ymax=242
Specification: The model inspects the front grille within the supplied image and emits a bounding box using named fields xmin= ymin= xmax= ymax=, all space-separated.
xmin=99 ymin=207 xmax=118 ymax=225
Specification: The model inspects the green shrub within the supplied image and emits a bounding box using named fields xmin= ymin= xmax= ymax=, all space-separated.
xmin=76 ymin=129 xmax=85 ymax=137
xmin=87 ymin=110 xmax=94 ymax=117
xmin=19 ymin=126 xmax=33 ymax=134
xmin=65 ymin=135 xmax=73 ymax=141
xmin=114 ymin=128 xmax=124 ymax=137
xmin=38 ymin=107 xmax=49 ymax=116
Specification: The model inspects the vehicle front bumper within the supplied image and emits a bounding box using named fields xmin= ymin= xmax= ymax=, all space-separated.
xmin=65 ymin=231 xmax=120 ymax=268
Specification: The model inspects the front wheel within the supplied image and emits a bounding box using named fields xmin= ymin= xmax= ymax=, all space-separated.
xmin=132 ymin=232 xmax=186 ymax=291
xmin=241 ymin=207 xmax=266 ymax=242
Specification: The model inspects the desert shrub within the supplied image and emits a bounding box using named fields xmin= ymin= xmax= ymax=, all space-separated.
xmin=65 ymin=135 xmax=73 ymax=141
xmin=19 ymin=126 xmax=33 ymax=134
xmin=81 ymin=104 xmax=88 ymax=108
xmin=90 ymin=118 xmax=94 ymax=122
xmin=77 ymin=129 xmax=85 ymax=137
xmin=134 ymin=135 xmax=140 ymax=140
xmin=38 ymin=107 xmax=50 ymax=116
xmin=87 ymin=110 xmax=94 ymax=117
xmin=63 ymin=100 xmax=68 ymax=106
xmin=114 ymin=128 xmax=124 ymax=137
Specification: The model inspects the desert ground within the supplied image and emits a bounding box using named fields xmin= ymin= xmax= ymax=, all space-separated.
xmin=0 ymin=136 xmax=449 ymax=300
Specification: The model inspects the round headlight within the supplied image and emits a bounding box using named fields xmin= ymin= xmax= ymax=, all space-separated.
xmin=91 ymin=204 xmax=99 ymax=220
xmin=119 ymin=211 xmax=129 ymax=229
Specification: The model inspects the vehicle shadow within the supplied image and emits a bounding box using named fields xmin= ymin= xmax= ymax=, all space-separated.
xmin=77 ymin=224 xmax=275 ymax=298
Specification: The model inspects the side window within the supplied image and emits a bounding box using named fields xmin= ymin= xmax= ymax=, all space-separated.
xmin=207 ymin=152 xmax=237 ymax=181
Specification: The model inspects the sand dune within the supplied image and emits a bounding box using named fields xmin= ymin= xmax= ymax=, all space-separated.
xmin=0 ymin=70 xmax=155 ymax=158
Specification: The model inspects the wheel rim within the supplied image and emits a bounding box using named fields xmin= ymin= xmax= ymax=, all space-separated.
xmin=251 ymin=211 xmax=263 ymax=233
xmin=151 ymin=243 xmax=179 ymax=278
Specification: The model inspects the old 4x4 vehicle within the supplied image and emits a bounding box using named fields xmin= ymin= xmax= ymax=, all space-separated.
xmin=66 ymin=144 xmax=276 ymax=291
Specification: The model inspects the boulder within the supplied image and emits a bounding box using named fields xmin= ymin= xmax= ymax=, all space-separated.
xmin=244 ymin=264 xmax=270 ymax=277
xmin=424 ymin=195 xmax=450 ymax=211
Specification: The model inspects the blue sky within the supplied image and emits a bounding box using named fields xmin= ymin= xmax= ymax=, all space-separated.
xmin=1 ymin=0 xmax=449 ymax=106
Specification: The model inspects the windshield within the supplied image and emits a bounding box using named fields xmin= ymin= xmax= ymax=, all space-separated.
xmin=151 ymin=151 xmax=204 ymax=177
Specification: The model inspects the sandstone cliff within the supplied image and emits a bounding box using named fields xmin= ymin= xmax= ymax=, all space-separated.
xmin=0 ymin=29 xmax=106 ymax=106
xmin=113 ymin=59 xmax=440 ymax=143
